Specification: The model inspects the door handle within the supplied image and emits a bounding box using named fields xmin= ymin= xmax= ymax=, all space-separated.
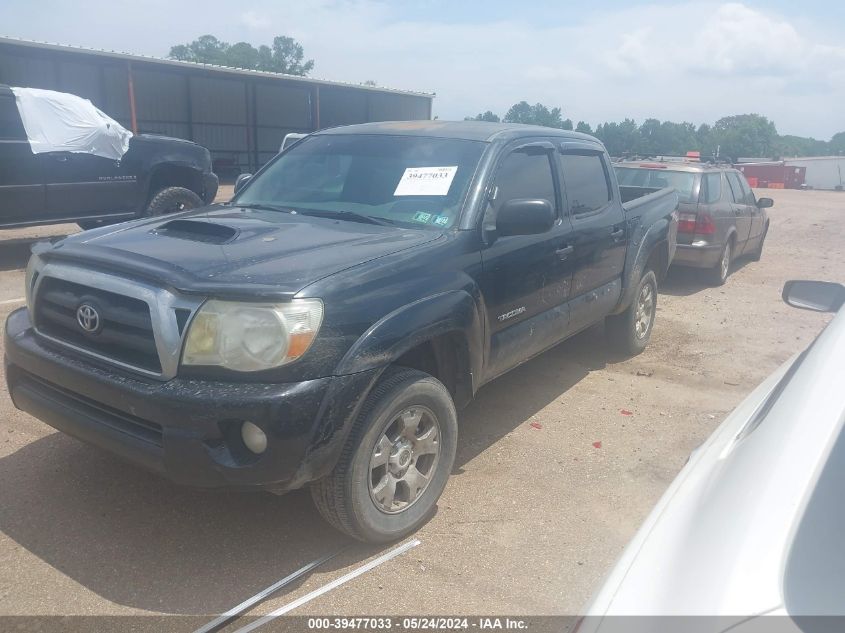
xmin=555 ymin=245 xmax=574 ymax=260
xmin=611 ymin=228 xmax=625 ymax=240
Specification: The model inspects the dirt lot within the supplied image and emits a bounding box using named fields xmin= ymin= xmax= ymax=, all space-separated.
xmin=0 ymin=188 xmax=841 ymax=620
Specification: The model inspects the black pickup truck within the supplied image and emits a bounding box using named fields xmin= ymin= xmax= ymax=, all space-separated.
xmin=0 ymin=85 xmax=218 ymax=230
xmin=5 ymin=121 xmax=677 ymax=542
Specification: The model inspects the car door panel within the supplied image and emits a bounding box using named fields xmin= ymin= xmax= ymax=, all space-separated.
xmin=41 ymin=152 xmax=138 ymax=219
xmin=558 ymin=149 xmax=625 ymax=334
xmin=739 ymin=173 xmax=765 ymax=247
xmin=479 ymin=142 xmax=576 ymax=381
xmin=726 ymin=171 xmax=752 ymax=250
xmin=0 ymin=93 xmax=44 ymax=224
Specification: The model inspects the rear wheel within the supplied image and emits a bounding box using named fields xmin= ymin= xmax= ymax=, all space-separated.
xmin=606 ymin=269 xmax=657 ymax=356
xmin=144 ymin=186 xmax=203 ymax=218
xmin=708 ymin=240 xmax=732 ymax=286
xmin=311 ymin=367 xmax=458 ymax=543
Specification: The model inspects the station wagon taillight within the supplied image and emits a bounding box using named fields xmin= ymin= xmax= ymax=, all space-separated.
xmin=678 ymin=211 xmax=716 ymax=235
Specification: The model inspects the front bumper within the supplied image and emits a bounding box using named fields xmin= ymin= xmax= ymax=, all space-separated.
xmin=4 ymin=308 xmax=376 ymax=492
xmin=672 ymin=242 xmax=724 ymax=269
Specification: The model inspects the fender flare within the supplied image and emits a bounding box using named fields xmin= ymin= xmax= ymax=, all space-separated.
xmin=617 ymin=218 xmax=671 ymax=313
xmin=334 ymin=289 xmax=485 ymax=395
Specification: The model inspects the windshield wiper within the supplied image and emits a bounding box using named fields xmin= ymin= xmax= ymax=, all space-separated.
xmin=236 ymin=202 xmax=296 ymax=214
xmin=293 ymin=209 xmax=394 ymax=226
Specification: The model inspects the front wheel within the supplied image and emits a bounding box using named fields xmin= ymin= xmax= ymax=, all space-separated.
xmin=606 ymin=269 xmax=657 ymax=356
xmin=144 ymin=186 xmax=203 ymax=218
xmin=311 ymin=368 xmax=458 ymax=543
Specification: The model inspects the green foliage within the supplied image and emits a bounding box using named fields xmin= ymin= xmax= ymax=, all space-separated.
xmin=465 ymin=111 xmax=501 ymax=122
xmin=169 ymin=34 xmax=314 ymax=76
xmin=467 ymin=102 xmax=842 ymax=158
xmin=503 ymin=101 xmax=569 ymax=128
xmin=712 ymin=114 xmax=777 ymax=160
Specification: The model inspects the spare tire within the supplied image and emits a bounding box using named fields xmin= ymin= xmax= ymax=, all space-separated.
xmin=145 ymin=187 xmax=203 ymax=218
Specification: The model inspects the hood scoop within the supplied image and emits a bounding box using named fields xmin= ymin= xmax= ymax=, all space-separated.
xmin=152 ymin=219 xmax=239 ymax=244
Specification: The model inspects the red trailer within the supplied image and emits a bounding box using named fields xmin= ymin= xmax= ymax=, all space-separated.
xmin=735 ymin=162 xmax=806 ymax=189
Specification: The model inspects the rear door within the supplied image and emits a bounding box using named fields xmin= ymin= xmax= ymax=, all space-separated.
xmin=726 ymin=170 xmax=752 ymax=250
xmin=737 ymin=172 xmax=765 ymax=248
xmin=0 ymin=90 xmax=44 ymax=225
xmin=557 ymin=145 xmax=625 ymax=334
xmin=41 ymin=151 xmax=137 ymax=220
xmin=479 ymin=140 xmax=575 ymax=379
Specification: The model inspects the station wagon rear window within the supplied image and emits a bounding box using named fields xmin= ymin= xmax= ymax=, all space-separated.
xmin=614 ymin=166 xmax=698 ymax=203
xmin=235 ymin=134 xmax=486 ymax=229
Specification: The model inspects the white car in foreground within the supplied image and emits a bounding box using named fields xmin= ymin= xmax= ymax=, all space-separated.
xmin=583 ymin=280 xmax=845 ymax=633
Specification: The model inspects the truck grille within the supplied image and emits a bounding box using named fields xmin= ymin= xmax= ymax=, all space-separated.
xmin=34 ymin=277 xmax=162 ymax=373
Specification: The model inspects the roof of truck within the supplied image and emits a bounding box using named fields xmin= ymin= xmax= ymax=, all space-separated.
xmin=316 ymin=120 xmax=601 ymax=143
xmin=616 ymin=161 xmax=728 ymax=173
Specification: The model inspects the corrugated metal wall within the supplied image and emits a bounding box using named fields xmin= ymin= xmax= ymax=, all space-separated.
xmin=0 ymin=41 xmax=433 ymax=178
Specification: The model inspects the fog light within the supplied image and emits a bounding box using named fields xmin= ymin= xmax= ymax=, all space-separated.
xmin=241 ymin=421 xmax=267 ymax=454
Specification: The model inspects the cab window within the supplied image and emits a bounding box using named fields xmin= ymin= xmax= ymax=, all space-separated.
xmin=559 ymin=153 xmax=611 ymax=215
xmin=492 ymin=149 xmax=557 ymax=215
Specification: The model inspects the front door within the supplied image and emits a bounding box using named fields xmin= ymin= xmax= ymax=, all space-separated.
xmin=0 ymin=92 xmax=44 ymax=225
xmin=41 ymin=151 xmax=138 ymax=220
xmin=726 ymin=170 xmax=752 ymax=250
xmin=558 ymin=148 xmax=625 ymax=333
xmin=737 ymin=172 xmax=765 ymax=248
xmin=479 ymin=141 xmax=576 ymax=380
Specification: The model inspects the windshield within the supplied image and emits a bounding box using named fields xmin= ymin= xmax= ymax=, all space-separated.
xmin=235 ymin=134 xmax=486 ymax=229
xmin=614 ymin=166 xmax=699 ymax=203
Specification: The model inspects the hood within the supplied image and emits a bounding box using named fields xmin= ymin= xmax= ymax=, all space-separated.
xmin=44 ymin=205 xmax=442 ymax=299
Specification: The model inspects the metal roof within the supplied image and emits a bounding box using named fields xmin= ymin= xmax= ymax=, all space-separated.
xmin=0 ymin=35 xmax=435 ymax=99
xmin=317 ymin=120 xmax=600 ymax=142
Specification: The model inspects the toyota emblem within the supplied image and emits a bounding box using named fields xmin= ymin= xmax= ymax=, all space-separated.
xmin=76 ymin=304 xmax=101 ymax=333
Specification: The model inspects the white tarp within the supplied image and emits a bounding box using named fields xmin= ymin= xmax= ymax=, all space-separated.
xmin=11 ymin=87 xmax=133 ymax=161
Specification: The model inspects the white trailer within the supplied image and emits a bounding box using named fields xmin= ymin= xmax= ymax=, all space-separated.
xmin=784 ymin=156 xmax=845 ymax=190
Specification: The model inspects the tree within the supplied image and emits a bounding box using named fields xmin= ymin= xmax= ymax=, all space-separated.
xmin=465 ymin=111 xmax=500 ymax=122
xmin=503 ymin=101 xmax=568 ymax=129
xmin=829 ymin=132 xmax=845 ymax=155
xmin=575 ymin=121 xmax=592 ymax=134
xmin=363 ymin=80 xmax=378 ymax=87
xmin=711 ymin=114 xmax=777 ymax=160
xmin=169 ymin=34 xmax=314 ymax=75
xmin=562 ymin=118 xmax=573 ymax=131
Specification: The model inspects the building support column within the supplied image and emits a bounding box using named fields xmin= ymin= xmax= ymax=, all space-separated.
xmin=126 ymin=61 xmax=138 ymax=134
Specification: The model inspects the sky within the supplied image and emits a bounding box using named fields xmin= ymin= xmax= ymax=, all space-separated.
xmin=2 ymin=0 xmax=844 ymax=139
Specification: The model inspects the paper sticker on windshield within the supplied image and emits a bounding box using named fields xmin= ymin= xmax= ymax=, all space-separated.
xmin=394 ymin=166 xmax=458 ymax=196
xmin=433 ymin=215 xmax=449 ymax=226
xmin=412 ymin=212 xmax=432 ymax=223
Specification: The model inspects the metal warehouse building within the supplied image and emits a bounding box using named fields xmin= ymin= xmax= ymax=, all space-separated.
xmin=0 ymin=36 xmax=434 ymax=176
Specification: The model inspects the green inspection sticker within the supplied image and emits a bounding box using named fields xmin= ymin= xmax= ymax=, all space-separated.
xmin=412 ymin=212 xmax=432 ymax=223
xmin=433 ymin=215 xmax=449 ymax=226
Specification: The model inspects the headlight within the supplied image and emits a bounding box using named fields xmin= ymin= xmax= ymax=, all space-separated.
xmin=182 ymin=299 xmax=323 ymax=372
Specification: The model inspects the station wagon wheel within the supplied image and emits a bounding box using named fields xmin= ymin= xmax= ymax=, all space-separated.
xmin=709 ymin=241 xmax=732 ymax=286
xmin=311 ymin=367 xmax=458 ymax=543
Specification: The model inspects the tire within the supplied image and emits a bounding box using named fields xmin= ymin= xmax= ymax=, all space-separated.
xmin=311 ymin=367 xmax=458 ymax=543
xmin=606 ymin=269 xmax=657 ymax=356
xmin=144 ymin=186 xmax=203 ymax=218
xmin=748 ymin=223 xmax=768 ymax=262
xmin=708 ymin=240 xmax=732 ymax=286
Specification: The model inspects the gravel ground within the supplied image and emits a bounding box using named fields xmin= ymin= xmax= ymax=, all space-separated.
xmin=0 ymin=188 xmax=841 ymax=620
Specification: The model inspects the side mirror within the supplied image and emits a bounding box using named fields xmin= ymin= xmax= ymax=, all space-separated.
xmin=234 ymin=173 xmax=253 ymax=194
xmin=496 ymin=198 xmax=555 ymax=237
xmin=757 ymin=197 xmax=774 ymax=208
xmin=782 ymin=280 xmax=845 ymax=313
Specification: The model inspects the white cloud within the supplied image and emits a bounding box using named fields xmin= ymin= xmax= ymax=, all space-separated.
xmin=240 ymin=10 xmax=271 ymax=30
